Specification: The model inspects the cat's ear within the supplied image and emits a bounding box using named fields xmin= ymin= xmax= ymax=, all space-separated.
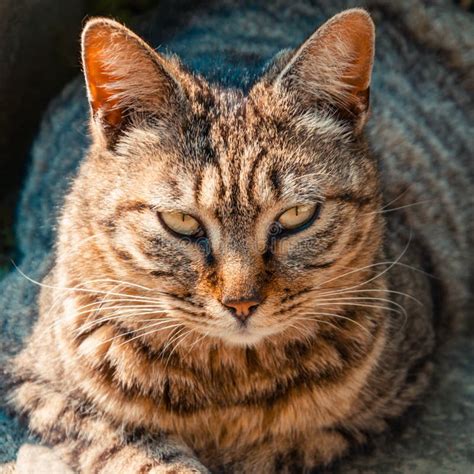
xmin=81 ymin=18 xmax=184 ymax=146
xmin=274 ymin=9 xmax=375 ymax=133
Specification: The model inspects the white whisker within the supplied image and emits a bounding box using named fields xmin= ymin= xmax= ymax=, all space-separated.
xmin=316 ymin=232 xmax=413 ymax=291
xmin=114 ymin=321 xmax=184 ymax=348
xmin=290 ymin=315 xmax=340 ymax=333
xmin=77 ymin=319 xmax=183 ymax=354
xmin=13 ymin=264 xmax=168 ymax=303
xmin=312 ymin=301 xmax=402 ymax=316
xmin=315 ymin=288 xmax=423 ymax=306
xmin=364 ymin=199 xmax=432 ymax=216
xmin=75 ymin=310 xmax=174 ymax=336
xmin=298 ymin=311 xmax=371 ymax=335
xmin=309 ymin=296 xmax=408 ymax=316
xmin=163 ymin=328 xmax=194 ymax=369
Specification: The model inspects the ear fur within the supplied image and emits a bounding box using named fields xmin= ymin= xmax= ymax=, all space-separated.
xmin=81 ymin=18 xmax=184 ymax=146
xmin=274 ymin=9 xmax=375 ymax=133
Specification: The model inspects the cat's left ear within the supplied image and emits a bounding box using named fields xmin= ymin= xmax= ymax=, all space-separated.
xmin=81 ymin=18 xmax=185 ymax=147
xmin=273 ymin=9 xmax=375 ymax=133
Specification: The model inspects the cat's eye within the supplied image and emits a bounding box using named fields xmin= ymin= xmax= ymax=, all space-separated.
xmin=159 ymin=211 xmax=203 ymax=237
xmin=277 ymin=204 xmax=320 ymax=231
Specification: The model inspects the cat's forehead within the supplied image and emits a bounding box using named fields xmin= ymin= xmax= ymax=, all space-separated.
xmin=191 ymin=87 xmax=272 ymax=146
xmin=119 ymin=87 xmax=358 ymax=222
xmin=186 ymin=91 xmax=320 ymax=197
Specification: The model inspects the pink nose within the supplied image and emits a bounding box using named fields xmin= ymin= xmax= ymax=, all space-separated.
xmin=222 ymin=297 xmax=262 ymax=322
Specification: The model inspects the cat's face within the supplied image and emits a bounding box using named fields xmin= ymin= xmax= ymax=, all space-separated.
xmin=67 ymin=10 xmax=381 ymax=346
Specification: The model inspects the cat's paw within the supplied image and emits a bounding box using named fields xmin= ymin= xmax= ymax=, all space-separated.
xmin=147 ymin=437 xmax=210 ymax=474
xmin=149 ymin=453 xmax=210 ymax=474
xmin=16 ymin=444 xmax=73 ymax=474
xmin=148 ymin=458 xmax=209 ymax=474
xmin=149 ymin=467 xmax=207 ymax=474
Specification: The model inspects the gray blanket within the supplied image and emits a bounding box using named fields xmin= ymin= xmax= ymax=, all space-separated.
xmin=1 ymin=1 xmax=473 ymax=472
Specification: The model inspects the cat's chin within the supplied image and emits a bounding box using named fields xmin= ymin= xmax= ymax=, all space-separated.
xmin=220 ymin=331 xmax=266 ymax=347
xmin=212 ymin=325 xmax=282 ymax=347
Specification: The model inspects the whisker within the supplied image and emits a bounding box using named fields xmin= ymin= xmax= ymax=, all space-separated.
xmin=312 ymin=301 xmax=402 ymax=316
xmin=114 ymin=321 xmax=184 ymax=349
xmin=77 ymin=319 xmax=184 ymax=354
xmin=380 ymin=186 xmax=412 ymax=211
xmin=13 ymin=265 xmax=169 ymax=303
xmin=364 ymin=199 xmax=432 ymax=216
xmin=159 ymin=326 xmax=187 ymax=357
xmin=290 ymin=315 xmax=341 ymax=333
xmin=74 ymin=303 xmax=205 ymax=336
xmin=282 ymin=320 xmax=318 ymax=344
xmin=309 ymin=296 xmax=407 ymax=316
xmin=314 ymin=288 xmax=423 ymax=306
xmin=184 ymin=331 xmax=209 ymax=355
xmin=298 ymin=311 xmax=371 ymax=335
xmin=163 ymin=328 xmax=194 ymax=369
xmin=72 ymin=303 xmax=168 ymax=320
xmin=69 ymin=232 xmax=107 ymax=252
xmin=45 ymin=281 xmax=127 ymax=330
xmin=76 ymin=313 xmax=180 ymax=337
xmin=46 ymin=300 xmax=169 ymax=333
xmin=316 ymin=232 xmax=413 ymax=291
xmin=67 ymin=277 xmax=156 ymax=293
xmin=75 ymin=310 xmax=175 ymax=336
xmin=85 ymin=282 xmax=127 ymax=325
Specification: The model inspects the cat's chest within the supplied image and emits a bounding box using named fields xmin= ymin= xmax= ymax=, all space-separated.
xmin=155 ymin=361 xmax=366 ymax=454
xmin=159 ymin=341 xmax=381 ymax=454
xmin=122 ymin=354 xmax=373 ymax=451
xmin=62 ymin=303 xmax=384 ymax=449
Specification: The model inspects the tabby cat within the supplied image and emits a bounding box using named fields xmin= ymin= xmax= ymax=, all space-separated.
xmin=11 ymin=8 xmax=446 ymax=473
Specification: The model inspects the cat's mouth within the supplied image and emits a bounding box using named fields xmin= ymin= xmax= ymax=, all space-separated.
xmin=220 ymin=327 xmax=267 ymax=346
xmin=198 ymin=300 xmax=285 ymax=346
xmin=207 ymin=319 xmax=283 ymax=347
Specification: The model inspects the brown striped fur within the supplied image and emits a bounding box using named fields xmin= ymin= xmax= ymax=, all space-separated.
xmin=12 ymin=9 xmax=437 ymax=473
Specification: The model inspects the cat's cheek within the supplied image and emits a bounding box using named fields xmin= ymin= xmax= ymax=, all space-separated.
xmin=59 ymin=295 xmax=92 ymax=334
xmin=201 ymin=298 xmax=231 ymax=324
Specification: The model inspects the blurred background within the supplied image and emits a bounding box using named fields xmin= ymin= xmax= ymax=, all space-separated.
xmin=0 ymin=0 xmax=472 ymax=274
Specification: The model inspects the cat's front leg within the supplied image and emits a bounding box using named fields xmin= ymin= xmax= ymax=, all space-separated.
xmin=225 ymin=430 xmax=349 ymax=474
xmin=55 ymin=435 xmax=209 ymax=474
xmin=13 ymin=379 xmax=209 ymax=474
xmin=17 ymin=441 xmax=208 ymax=474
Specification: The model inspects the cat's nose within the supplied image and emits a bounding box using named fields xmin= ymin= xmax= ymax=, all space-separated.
xmin=222 ymin=296 xmax=262 ymax=322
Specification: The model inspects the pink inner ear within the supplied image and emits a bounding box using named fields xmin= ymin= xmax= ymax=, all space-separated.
xmin=314 ymin=11 xmax=374 ymax=95
xmin=330 ymin=14 xmax=374 ymax=93
xmin=83 ymin=30 xmax=123 ymax=127
xmin=288 ymin=9 xmax=375 ymax=117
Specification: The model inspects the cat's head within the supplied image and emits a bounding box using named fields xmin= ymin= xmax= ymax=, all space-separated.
xmin=64 ymin=9 xmax=382 ymax=347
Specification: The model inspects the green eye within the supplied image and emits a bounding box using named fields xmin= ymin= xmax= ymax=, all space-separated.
xmin=160 ymin=211 xmax=202 ymax=236
xmin=278 ymin=204 xmax=319 ymax=231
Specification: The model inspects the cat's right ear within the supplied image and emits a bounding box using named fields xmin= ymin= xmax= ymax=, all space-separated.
xmin=272 ymin=9 xmax=375 ymax=134
xmin=81 ymin=18 xmax=184 ymax=147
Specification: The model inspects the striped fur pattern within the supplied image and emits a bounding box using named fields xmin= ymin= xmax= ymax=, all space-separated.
xmin=10 ymin=5 xmax=471 ymax=474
